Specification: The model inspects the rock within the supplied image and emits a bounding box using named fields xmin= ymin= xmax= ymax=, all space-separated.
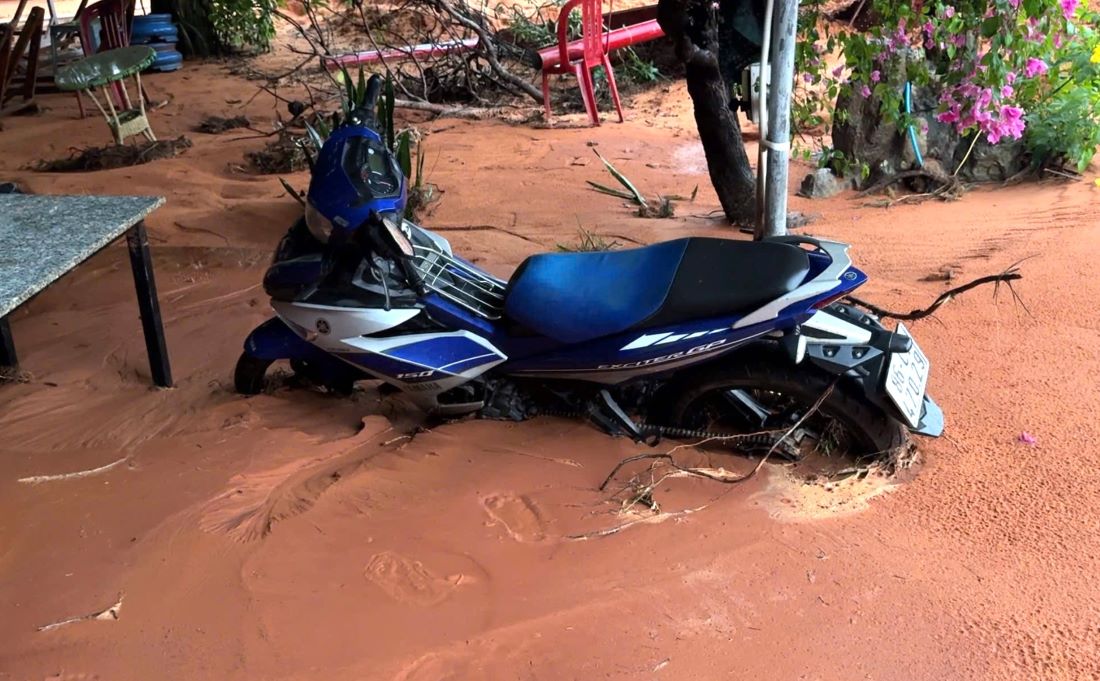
xmin=954 ymin=137 xmax=1027 ymax=182
xmin=799 ymin=168 xmax=845 ymax=198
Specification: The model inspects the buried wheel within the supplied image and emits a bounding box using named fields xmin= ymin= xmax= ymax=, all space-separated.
xmin=233 ymin=353 xmax=357 ymax=396
xmin=234 ymin=352 xmax=275 ymax=395
xmin=658 ymin=356 xmax=906 ymax=459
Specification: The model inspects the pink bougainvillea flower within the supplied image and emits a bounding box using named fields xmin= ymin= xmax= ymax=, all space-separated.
xmin=859 ymin=84 xmax=872 ymax=98
xmin=871 ymin=70 xmax=881 ymax=82
xmin=803 ymin=72 xmax=814 ymax=83
xmin=1061 ymin=0 xmax=1078 ymax=20
xmin=1005 ymin=71 xmax=1018 ymax=84
xmin=1001 ymin=84 xmax=1014 ymax=98
xmin=944 ymin=5 xmax=956 ymax=18
xmin=832 ymin=65 xmax=844 ymax=78
xmin=1024 ymin=57 xmax=1048 ymax=78
xmin=1008 ymin=0 xmax=1020 ymax=7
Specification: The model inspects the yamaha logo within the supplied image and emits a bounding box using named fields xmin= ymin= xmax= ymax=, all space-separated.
xmin=315 ymin=319 xmax=331 ymax=335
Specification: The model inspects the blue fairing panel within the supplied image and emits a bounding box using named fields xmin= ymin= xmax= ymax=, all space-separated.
xmin=504 ymin=240 xmax=688 ymax=344
xmin=385 ymin=335 xmax=503 ymax=369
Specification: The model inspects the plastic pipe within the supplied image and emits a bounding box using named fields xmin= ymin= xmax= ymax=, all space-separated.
xmin=535 ymin=19 xmax=665 ymax=69
xmin=754 ymin=0 xmax=775 ymax=236
xmin=904 ymin=81 xmax=925 ymax=168
xmin=323 ymin=37 xmax=480 ymax=70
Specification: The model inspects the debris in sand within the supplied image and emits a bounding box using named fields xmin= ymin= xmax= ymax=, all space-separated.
xmin=1018 ymin=432 xmax=1038 ymax=446
xmin=246 ymin=130 xmax=309 ymax=174
xmin=33 ymin=136 xmax=192 ymax=172
xmin=922 ymin=265 xmax=958 ymax=282
xmin=37 ymin=595 xmax=123 ymax=632
xmin=18 ymin=456 xmax=130 ymax=484
xmin=0 ymin=366 xmax=32 ymax=384
xmin=196 ymin=114 xmax=251 ymax=134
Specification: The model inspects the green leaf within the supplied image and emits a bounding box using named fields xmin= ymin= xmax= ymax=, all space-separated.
xmin=586 ymin=180 xmax=635 ymax=200
xmin=356 ymin=66 xmax=367 ymax=110
xmin=981 ymin=17 xmax=1000 ymax=38
xmin=396 ymin=130 xmax=412 ymax=179
xmin=304 ymin=121 xmax=325 ymax=151
xmin=592 ymin=149 xmax=647 ymax=207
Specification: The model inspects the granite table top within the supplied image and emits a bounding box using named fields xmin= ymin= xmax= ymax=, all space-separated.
xmin=0 ymin=194 xmax=165 ymax=318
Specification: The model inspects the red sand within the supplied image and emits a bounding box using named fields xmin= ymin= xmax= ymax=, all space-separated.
xmin=1 ymin=58 xmax=1099 ymax=681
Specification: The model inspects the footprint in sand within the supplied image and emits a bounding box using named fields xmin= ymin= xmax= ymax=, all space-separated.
xmin=482 ymin=494 xmax=547 ymax=543
xmin=364 ymin=551 xmax=463 ymax=606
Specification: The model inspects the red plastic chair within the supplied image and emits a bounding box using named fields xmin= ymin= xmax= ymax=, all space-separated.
xmin=541 ymin=0 xmax=624 ymax=127
xmin=75 ymin=0 xmax=134 ymax=118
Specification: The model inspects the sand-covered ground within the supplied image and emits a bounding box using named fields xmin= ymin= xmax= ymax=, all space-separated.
xmin=1 ymin=44 xmax=1099 ymax=680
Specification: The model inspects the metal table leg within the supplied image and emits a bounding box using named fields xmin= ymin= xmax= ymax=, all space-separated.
xmin=125 ymin=221 xmax=172 ymax=388
xmin=0 ymin=316 xmax=16 ymax=369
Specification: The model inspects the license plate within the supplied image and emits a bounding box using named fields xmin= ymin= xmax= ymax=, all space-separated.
xmin=884 ymin=323 xmax=930 ymax=428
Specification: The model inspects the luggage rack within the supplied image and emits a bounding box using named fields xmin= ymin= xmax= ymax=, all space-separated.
xmin=411 ymin=242 xmax=506 ymax=320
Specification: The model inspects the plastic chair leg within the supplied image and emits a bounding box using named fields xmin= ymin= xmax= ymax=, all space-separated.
xmin=75 ymin=91 xmax=85 ymax=118
xmin=602 ymin=55 xmax=624 ymax=123
xmin=541 ymin=71 xmax=553 ymax=124
xmin=575 ymin=62 xmax=599 ymax=126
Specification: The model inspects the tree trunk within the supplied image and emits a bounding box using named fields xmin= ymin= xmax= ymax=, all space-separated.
xmin=658 ymin=0 xmax=758 ymax=226
xmin=151 ymin=0 xmax=224 ymax=57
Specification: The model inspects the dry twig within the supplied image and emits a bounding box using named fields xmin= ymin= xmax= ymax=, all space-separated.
xmin=571 ymin=383 xmax=839 ymax=540
xmin=845 ymin=260 xmax=1030 ymax=321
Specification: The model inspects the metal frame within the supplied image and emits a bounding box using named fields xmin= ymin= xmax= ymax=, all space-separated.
xmin=411 ymin=242 xmax=506 ymax=320
xmin=0 ymin=315 xmax=16 ymax=369
xmin=125 ymin=220 xmax=171 ymax=387
xmin=0 ymin=220 xmax=172 ymax=388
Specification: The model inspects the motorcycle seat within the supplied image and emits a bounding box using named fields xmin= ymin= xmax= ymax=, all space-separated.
xmin=504 ymin=237 xmax=811 ymax=344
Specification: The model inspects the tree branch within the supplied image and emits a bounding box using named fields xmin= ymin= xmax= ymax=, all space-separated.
xmin=845 ymin=263 xmax=1029 ymax=321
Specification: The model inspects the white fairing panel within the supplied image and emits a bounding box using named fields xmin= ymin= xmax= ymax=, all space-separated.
xmin=272 ymin=301 xmax=420 ymax=353
xmin=801 ymin=308 xmax=874 ymax=345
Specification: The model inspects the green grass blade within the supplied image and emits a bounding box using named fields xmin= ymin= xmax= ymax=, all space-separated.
xmin=593 ymin=149 xmax=646 ymax=206
xmin=586 ymin=180 xmax=635 ymax=200
xmin=396 ymin=130 xmax=412 ymax=179
xmin=304 ymin=121 xmax=325 ymax=151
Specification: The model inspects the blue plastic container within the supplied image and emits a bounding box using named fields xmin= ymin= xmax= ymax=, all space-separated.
xmin=132 ymin=14 xmax=183 ymax=72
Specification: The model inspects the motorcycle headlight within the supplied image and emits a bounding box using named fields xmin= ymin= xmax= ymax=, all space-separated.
xmin=304 ymin=200 xmax=334 ymax=244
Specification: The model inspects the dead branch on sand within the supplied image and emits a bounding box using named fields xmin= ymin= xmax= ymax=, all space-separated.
xmin=18 ymin=456 xmax=131 ymax=484
xmin=33 ymin=137 xmax=192 ymax=172
xmin=570 ymin=383 xmax=837 ymax=540
xmin=845 ymin=260 xmax=1030 ymax=321
xmin=37 ymin=595 xmax=123 ymax=632
xmin=196 ymin=115 xmax=252 ymax=134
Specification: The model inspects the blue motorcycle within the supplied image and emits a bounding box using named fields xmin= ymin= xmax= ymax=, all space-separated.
xmin=236 ymin=75 xmax=943 ymax=458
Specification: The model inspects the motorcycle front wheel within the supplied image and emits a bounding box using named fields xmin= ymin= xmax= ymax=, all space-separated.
xmin=657 ymin=355 xmax=906 ymax=459
xmin=234 ymin=352 xmax=357 ymax=396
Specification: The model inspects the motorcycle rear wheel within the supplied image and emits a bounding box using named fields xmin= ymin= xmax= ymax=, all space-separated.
xmin=659 ymin=356 xmax=906 ymax=458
